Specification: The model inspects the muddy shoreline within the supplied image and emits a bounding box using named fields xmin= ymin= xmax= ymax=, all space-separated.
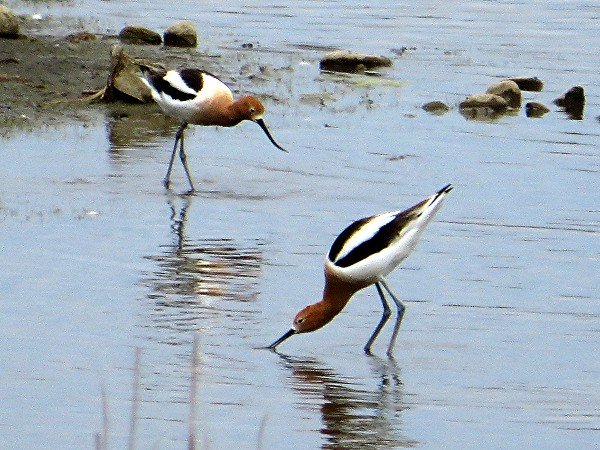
xmin=0 ymin=19 xmax=276 ymax=131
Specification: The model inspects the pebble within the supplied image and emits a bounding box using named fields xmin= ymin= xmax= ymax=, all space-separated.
xmin=553 ymin=86 xmax=585 ymax=108
xmin=422 ymin=101 xmax=450 ymax=115
xmin=486 ymin=80 xmax=521 ymax=108
xmin=163 ymin=20 xmax=198 ymax=48
xmin=459 ymin=93 xmax=508 ymax=113
xmin=319 ymin=50 xmax=392 ymax=73
xmin=119 ymin=25 xmax=162 ymax=45
xmin=525 ymin=102 xmax=550 ymax=118
xmin=507 ymin=76 xmax=544 ymax=92
xmin=0 ymin=5 xmax=19 ymax=38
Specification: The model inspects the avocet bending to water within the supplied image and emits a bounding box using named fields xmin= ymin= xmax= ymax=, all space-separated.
xmin=268 ymin=184 xmax=453 ymax=356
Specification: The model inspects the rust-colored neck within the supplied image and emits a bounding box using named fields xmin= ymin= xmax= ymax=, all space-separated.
xmin=189 ymin=97 xmax=248 ymax=127
xmin=314 ymin=277 xmax=362 ymax=328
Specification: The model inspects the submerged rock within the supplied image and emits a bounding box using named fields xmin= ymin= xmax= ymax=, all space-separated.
xmin=119 ymin=25 xmax=162 ymax=45
xmin=163 ymin=20 xmax=198 ymax=48
xmin=486 ymin=80 xmax=521 ymax=108
xmin=459 ymin=93 xmax=508 ymax=113
xmin=0 ymin=5 xmax=19 ymax=38
xmin=422 ymin=101 xmax=450 ymax=115
xmin=554 ymin=86 xmax=585 ymax=120
xmin=319 ymin=50 xmax=392 ymax=73
xmin=507 ymin=76 xmax=544 ymax=92
xmin=525 ymin=102 xmax=550 ymax=118
xmin=554 ymin=86 xmax=585 ymax=107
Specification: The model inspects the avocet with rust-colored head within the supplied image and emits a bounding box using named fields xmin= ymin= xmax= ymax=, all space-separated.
xmin=140 ymin=65 xmax=287 ymax=193
xmin=268 ymin=184 xmax=453 ymax=356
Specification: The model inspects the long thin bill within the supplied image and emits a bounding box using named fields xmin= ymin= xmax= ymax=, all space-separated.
xmin=255 ymin=118 xmax=288 ymax=152
xmin=267 ymin=329 xmax=295 ymax=350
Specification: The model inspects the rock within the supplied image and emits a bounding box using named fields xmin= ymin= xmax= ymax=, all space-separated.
xmin=486 ymin=80 xmax=521 ymax=108
xmin=553 ymin=86 xmax=585 ymax=107
xmin=525 ymin=102 xmax=550 ymax=118
xmin=506 ymin=76 xmax=544 ymax=92
xmin=319 ymin=50 xmax=392 ymax=73
xmin=459 ymin=93 xmax=508 ymax=113
xmin=0 ymin=5 xmax=19 ymax=38
xmin=119 ymin=25 xmax=162 ymax=45
xmin=163 ymin=20 xmax=198 ymax=48
xmin=66 ymin=31 xmax=97 ymax=43
xmin=554 ymin=86 xmax=585 ymax=120
xmin=422 ymin=101 xmax=450 ymax=115
xmin=103 ymin=45 xmax=153 ymax=103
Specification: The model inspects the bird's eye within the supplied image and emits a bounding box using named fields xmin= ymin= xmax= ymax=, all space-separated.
xmin=296 ymin=317 xmax=304 ymax=324
xmin=250 ymin=107 xmax=256 ymax=113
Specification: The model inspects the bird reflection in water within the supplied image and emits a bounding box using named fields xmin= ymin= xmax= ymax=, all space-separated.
xmin=105 ymin=105 xmax=179 ymax=156
xmin=276 ymin=354 xmax=418 ymax=449
xmin=141 ymin=196 xmax=263 ymax=339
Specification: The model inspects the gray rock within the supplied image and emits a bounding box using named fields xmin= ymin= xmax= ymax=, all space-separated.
xmin=525 ymin=102 xmax=550 ymax=118
xmin=486 ymin=80 xmax=521 ymax=108
xmin=459 ymin=93 xmax=508 ymax=113
xmin=0 ymin=5 xmax=19 ymax=38
xmin=320 ymin=50 xmax=392 ymax=73
xmin=422 ymin=101 xmax=450 ymax=115
xmin=163 ymin=20 xmax=198 ymax=48
xmin=507 ymin=76 xmax=544 ymax=92
xmin=119 ymin=25 xmax=162 ymax=45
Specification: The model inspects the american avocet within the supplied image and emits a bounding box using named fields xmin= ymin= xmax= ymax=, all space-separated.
xmin=268 ymin=184 xmax=453 ymax=355
xmin=140 ymin=65 xmax=287 ymax=192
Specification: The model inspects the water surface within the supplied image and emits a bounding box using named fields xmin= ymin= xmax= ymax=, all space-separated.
xmin=1 ymin=0 xmax=598 ymax=448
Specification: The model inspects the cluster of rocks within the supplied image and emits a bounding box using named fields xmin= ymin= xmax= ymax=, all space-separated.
xmin=73 ymin=22 xmax=201 ymax=102
xmin=0 ymin=5 xmax=198 ymax=49
xmin=118 ymin=21 xmax=198 ymax=48
xmin=424 ymin=77 xmax=585 ymax=120
xmin=317 ymin=49 xmax=588 ymax=121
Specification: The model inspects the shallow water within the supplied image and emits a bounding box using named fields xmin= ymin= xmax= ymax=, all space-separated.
xmin=1 ymin=1 xmax=599 ymax=449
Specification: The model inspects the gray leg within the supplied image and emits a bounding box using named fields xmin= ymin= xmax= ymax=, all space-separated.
xmin=164 ymin=123 xmax=188 ymax=190
xmin=379 ymin=279 xmax=406 ymax=357
xmin=364 ymin=282 xmax=392 ymax=354
xmin=178 ymin=127 xmax=196 ymax=194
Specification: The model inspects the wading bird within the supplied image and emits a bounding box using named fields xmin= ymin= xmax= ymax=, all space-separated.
xmin=140 ymin=65 xmax=287 ymax=193
xmin=268 ymin=184 xmax=453 ymax=356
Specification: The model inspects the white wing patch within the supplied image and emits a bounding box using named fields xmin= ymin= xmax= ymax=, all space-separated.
xmin=333 ymin=211 xmax=399 ymax=263
xmin=163 ymin=70 xmax=199 ymax=96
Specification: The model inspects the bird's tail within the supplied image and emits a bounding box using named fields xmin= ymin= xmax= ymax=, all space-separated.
xmin=430 ymin=184 xmax=453 ymax=204
xmin=414 ymin=183 xmax=453 ymax=221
